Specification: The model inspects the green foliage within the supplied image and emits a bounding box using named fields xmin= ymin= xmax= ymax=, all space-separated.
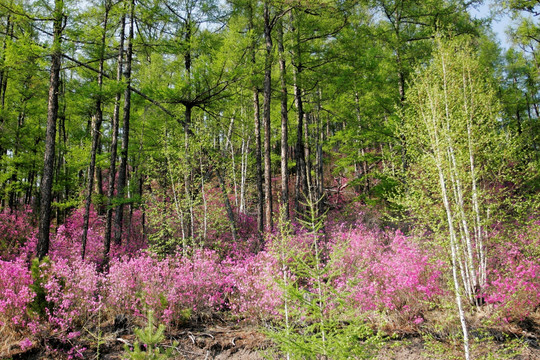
xmin=123 ymin=310 xmax=177 ymax=360
xmin=29 ymin=257 xmax=52 ymax=318
xmin=84 ymin=305 xmax=105 ymax=360
xmin=267 ymin=198 xmax=383 ymax=359
xmin=401 ymin=36 xmax=505 ymax=231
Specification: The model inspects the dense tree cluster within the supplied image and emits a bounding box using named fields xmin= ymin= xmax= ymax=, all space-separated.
xmin=0 ymin=0 xmax=537 ymax=261
xmin=1 ymin=1 xmax=540 ymax=358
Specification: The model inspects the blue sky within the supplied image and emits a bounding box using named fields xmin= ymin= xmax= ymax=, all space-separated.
xmin=469 ymin=0 xmax=513 ymax=49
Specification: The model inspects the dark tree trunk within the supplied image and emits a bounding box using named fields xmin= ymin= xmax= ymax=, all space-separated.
xmin=0 ymin=14 xmax=11 ymax=111
xmin=315 ymin=93 xmax=324 ymax=215
xmin=248 ymin=3 xmax=264 ymax=242
xmin=277 ymin=18 xmax=289 ymax=222
xmin=304 ymin=112 xmax=312 ymax=202
xmin=263 ymin=0 xmax=273 ymax=230
xmin=37 ymin=0 xmax=63 ymax=260
xmin=216 ymin=167 xmax=238 ymax=242
xmin=96 ymin=138 xmax=104 ymax=213
xmin=82 ymin=5 xmax=109 ymax=260
xmin=396 ymin=49 xmax=408 ymax=174
xmin=103 ymin=9 xmax=126 ymax=262
xmin=25 ymin=168 xmax=35 ymax=206
xmin=291 ymin=10 xmax=307 ymax=215
xmin=183 ymin=106 xmax=194 ymax=240
xmin=113 ymin=0 xmax=134 ymax=246
xmin=182 ymin=12 xmax=195 ymax=241
xmin=8 ymin=109 xmax=25 ymax=211
xmin=253 ymin=89 xmax=264 ymax=237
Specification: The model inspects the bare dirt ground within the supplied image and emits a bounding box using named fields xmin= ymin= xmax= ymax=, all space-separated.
xmin=3 ymin=321 xmax=540 ymax=359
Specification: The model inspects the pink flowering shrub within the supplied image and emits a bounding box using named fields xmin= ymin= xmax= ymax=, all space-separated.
xmin=0 ymin=258 xmax=35 ymax=329
xmin=105 ymin=249 xmax=228 ymax=325
xmin=2 ymin=197 xmax=539 ymax=356
xmin=331 ymin=224 xmax=443 ymax=320
xmin=44 ymin=258 xmax=104 ymax=336
xmin=485 ymin=224 xmax=540 ymax=321
xmin=226 ymin=251 xmax=283 ymax=320
xmin=46 ymin=207 xmax=147 ymax=264
xmin=19 ymin=337 xmax=33 ymax=350
xmin=0 ymin=208 xmax=36 ymax=259
xmin=51 ymin=210 xmax=105 ymax=264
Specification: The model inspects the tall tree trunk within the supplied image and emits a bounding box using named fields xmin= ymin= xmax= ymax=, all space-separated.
xmin=0 ymin=14 xmax=11 ymax=112
xmin=37 ymin=0 xmax=63 ymax=260
xmin=226 ymin=118 xmax=238 ymax=209
xmin=396 ymin=49 xmax=408 ymax=174
xmin=291 ymin=10 xmax=307 ymax=215
xmin=8 ymin=110 xmax=24 ymax=211
xmin=183 ymin=107 xmax=194 ymax=240
xmin=263 ymin=0 xmax=273 ymax=230
xmin=277 ymin=18 xmax=289 ymax=222
xmin=303 ymin=112 xmax=313 ymax=202
xmin=82 ymin=4 xmax=109 ymax=260
xmin=182 ymin=13 xmax=195 ymax=241
xmin=25 ymin=168 xmax=35 ymax=206
xmin=254 ymin=91 xmax=264 ymax=239
xmin=216 ymin=167 xmax=238 ymax=242
xmin=113 ymin=0 xmax=134 ymax=246
xmin=315 ymin=88 xmax=324 ymax=214
xmin=249 ymin=3 xmax=264 ymax=242
xmin=103 ymin=9 xmax=126 ymax=262
xmin=96 ymin=137 xmax=104 ymax=214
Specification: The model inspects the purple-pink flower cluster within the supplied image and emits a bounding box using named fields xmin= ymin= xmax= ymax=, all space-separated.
xmin=1 ymin=206 xmax=540 ymax=357
xmin=0 ymin=258 xmax=35 ymax=328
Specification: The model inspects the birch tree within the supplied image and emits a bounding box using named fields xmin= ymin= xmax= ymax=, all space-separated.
xmin=404 ymin=37 xmax=504 ymax=360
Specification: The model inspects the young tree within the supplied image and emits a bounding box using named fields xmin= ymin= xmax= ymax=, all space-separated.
xmin=404 ymin=37 xmax=504 ymax=360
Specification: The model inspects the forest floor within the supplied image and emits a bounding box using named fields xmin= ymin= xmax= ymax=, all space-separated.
xmin=4 ymin=316 xmax=540 ymax=360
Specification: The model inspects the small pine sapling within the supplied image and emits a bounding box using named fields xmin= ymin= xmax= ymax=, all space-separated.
xmin=267 ymin=197 xmax=382 ymax=359
xmin=123 ymin=310 xmax=177 ymax=360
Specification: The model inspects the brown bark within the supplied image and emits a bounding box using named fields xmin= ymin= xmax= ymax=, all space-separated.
xmin=304 ymin=112 xmax=312 ymax=202
xmin=248 ymin=3 xmax=264 ymax=240
xmin=397 ymin=51 xmax=408 ymax=174
xmin=263 ymin=0 xmax=273 ymax=230
xmin=315 ymin=89 xmax=324 ymax=214
xmin=96 ymin=138 xmax=104 ymax=213
xmin=253 ymin=89 xmax=264 ymax=237
xmin=277 ymin=18 xmax=289 ymax=222
xmin=182 ymin=11 xmax=194 ymax=240
xmin=103 ymin=9 xmax=126 ymax=261
xmin=37 ymin=0 xmax=63 ymax=260
xmin=113 ymin=0 xmax=135 ymax=246
xmin=291 ymin=10 xmax=307 ymax=214
xmin=183 ymin=106 xmax=194 ymax=240
xmin=0 ymin=14 xmax=11 ymax=111
xmin=82 ymin=5 xmax=109 ymax=260
xmin=216 ymin=167 xmax=238 ymax=242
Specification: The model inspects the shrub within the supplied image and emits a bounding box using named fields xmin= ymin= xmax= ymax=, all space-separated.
xmin=44 ymin=258 xmax=104 ymax=336
xmin=0 ymin=258 xmax=35 ymax=329
xmin=486 ymin=224 xmax=540 ymax=321
xmin=0 ymin=208 xmax=35 ymax=260
xmin=105 ymin=249 xmax=228 ymax=325
xmin=331 ymin=224 xmax=443 ymax=323
xmin=226 ymin=251 xmax=283 ymax=320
